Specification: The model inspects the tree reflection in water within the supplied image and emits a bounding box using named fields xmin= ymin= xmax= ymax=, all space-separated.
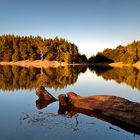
xmin=0 ymin=65 xmax=140 ymax=91
xmin=0 ymin=65 xmax=87 ymax=90
xmin=90 ymin=66 xmax=140 ymax=90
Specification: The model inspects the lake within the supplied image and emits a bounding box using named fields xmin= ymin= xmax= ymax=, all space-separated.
xmin=0 ymin=65 xmax=140 ymax=140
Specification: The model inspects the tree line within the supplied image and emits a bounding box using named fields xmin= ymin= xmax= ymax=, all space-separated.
xmin=1 ymin=34 xmax=140 ymax=64
xmin=88 ymin=40 xmax=140 ymax=64
xmin=0 ymin=34 xmax=87 ymax=63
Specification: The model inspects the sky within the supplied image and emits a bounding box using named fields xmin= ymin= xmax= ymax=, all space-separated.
xmin=0 ymin=0 xmax=140 ymax=57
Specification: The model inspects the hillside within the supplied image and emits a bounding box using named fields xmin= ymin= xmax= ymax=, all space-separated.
xmin=88 ymin=40 xmax=140 ymax=64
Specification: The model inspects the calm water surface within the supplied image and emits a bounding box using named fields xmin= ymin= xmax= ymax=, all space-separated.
xmin=0 ymin=65 xmax=140 ymax=140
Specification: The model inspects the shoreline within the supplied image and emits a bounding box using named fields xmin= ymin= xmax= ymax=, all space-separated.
xmin=0 ymin=60 xmax=140 ymax=69
xmin=0 ymin=60 xmax=68 ymax=68
xmin=93 ymin=61 xmax=140 ymax=69
xmin=109 ymin=62 xmax=140 ymax=69
xmin=0 ymin=60 xmax=91 ymax=68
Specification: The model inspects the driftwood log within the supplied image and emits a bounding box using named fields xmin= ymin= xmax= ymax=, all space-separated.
xmin=58 ymin=92 xmax=140 ymax=134
xmin=36 ymin=86 xmax=140 ymax=134
xmin=36 ymin=86 xmax=57 ymax=109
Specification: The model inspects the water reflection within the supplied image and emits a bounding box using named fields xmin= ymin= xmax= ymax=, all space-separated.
xmin=88 ymin=65 xmax=113 ymax=74
xmin=1 ymin=65 xmax=140 ymax=91
xmin=59 ymin=106 xmax=140 ymax=135
xmin=0 ymin=65 xmax=87 ymax=90
xmin=91 ymin=66 xmax=140 ymax=90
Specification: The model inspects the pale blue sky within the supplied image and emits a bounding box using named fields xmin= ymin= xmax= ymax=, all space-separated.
xmin=0 ymin=0 xmax=140 ymax=57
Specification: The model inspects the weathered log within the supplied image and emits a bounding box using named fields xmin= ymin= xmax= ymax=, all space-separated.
xmin=35 ymin=86 xmax=57 ymax=109
xmin=58 ymin=94 xmax=69 ymax=114
xmin=36 ymin=86 xmax=57 ymax=101
xmin=35 ymin=87 xmax=140 ymax=134
xmin=59 ymin=92 xmax=140 ymax=130
xmin=36 ymin=98 xmax=55 ymax=110
xmin=58 ymin=105 xmax=140 ymax=135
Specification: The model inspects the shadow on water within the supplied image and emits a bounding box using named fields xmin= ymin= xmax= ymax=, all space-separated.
xmin=88 ymin=64 xmax=113 ymax=74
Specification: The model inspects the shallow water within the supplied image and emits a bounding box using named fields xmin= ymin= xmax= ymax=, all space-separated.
xmin=0 ymin=65 xmax=140 ymax=140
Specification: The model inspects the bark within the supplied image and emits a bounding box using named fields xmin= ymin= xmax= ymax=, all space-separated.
xmin=36 ymin=86 xmax=57 ymax=109
xmin=59 ymin=92 xmax=140 ymax=131
xmin=35 ymin=86 xmax=140 ymax=134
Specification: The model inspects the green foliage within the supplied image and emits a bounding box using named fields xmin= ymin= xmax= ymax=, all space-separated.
xmin=0 ymin=35 xmax=85 ymax=63
xmin=89 ymin=40 xmax=140 ymax=64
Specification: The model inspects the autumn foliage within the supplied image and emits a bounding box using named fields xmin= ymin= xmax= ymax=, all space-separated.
xmin=88 ymin=40 xmax=140 ymax=64
xmin=0 ymin=34 xmax=86 ymax=63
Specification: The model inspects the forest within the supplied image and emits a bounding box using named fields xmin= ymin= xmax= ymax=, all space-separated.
xmin=0 ymin=34 xmax=87 ymax=63
xmin=1 ymin=34 xmax=140 ymax=64
xmin=88 ymin=40 xmax=140 ymax=64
